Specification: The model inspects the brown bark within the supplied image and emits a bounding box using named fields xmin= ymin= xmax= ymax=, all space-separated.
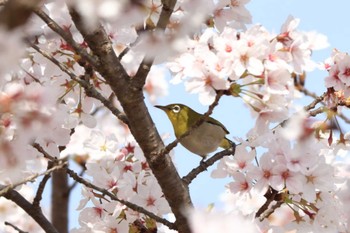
xmin=51 ymin=168 xmax=69 ymax=233
xmin=68 ymin=5 xmax=193 ymax=233
xmin=1 ymin=186 xmax=59 ymax=233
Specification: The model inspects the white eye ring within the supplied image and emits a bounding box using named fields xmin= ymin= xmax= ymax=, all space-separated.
xmin=172 ymin=105 xmax=181 ymax=113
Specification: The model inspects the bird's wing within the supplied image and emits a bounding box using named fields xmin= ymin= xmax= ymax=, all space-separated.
xmin=206 ymin=117 xmax=230 ymax=134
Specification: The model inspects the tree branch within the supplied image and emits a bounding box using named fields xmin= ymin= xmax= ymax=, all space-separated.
xmin=33 ymin=8 xmax=99 ymax=67
xmin=33 ymin=143 xmax=175 ymax=229
xmin=131 ymin=0 xmax=178 ymax=90
xmin=2 ymin=187 xmax=59 ymax=233
xmin=66 ymin=168 xmax=176 ymax=229
xmin=304 ymin=92 xmax=326 ymax=111
xmin=255 ymin=188 xmax=285 ymax=221
xmin=32 ymin=161 xmax=53 ymax=208
xmin=4 ymin=221 xmax=28 ymax=233
xmin=0 ymin=162 xmax=67 ymax=197
xmin=68 ymin=5 xmax=192 ymax=233
xmin=300 ymin=87 xmax=350 ymax=123
xmin=257 ymin=200 xmax=284 ymax=222
xmin=182 ymin=143 xmax=236 ymax=185
xmin=28 ymin=41 xmax=129 ymax=125
xmin=308 ymin=106 xmax=325 ymax=117
xmin=51 ymin=164 xmax=69 ymax=233
xmin=32 ymin=142 xmax=56 ymax=160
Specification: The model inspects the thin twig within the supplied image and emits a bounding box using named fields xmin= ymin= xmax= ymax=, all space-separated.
xmin=67 ymin=168 xmax=85 ymax=194
xmin=33 ymin=144 xmax=175 ymax=229
xmin=0 ymin=162 xmax=67 ymax=197
xmin=66 ymin=168 xmax=176 ymax=230
xmin=33 ymin=8 xmax=99 ymax=67
xmin=300 ymin=87 xmax=350 ymax=123
xmin=4 ymin=221 xmax=28 ymax=233
xmin=32 ymin=143 xmax=56 ymax=160
xmin=182 ymin=143 xmax=236 ymax=185
xmin=308 ymin=106 xmax=325 ymax=117
xmin=80 ymin=77 xmax=129 ymax=125
xmin=258 ymin=200 xmax=284 ymax=221
xmin=32 ymin=161 xmax=53 ymax=207
xmin=162 ymin=90 xmax=225 ymax=155
xmin=131 ymin=0 xmax=178 ymax=90
xmin=304 ymin=92 xmax=326 ymax=111
xmin=28 ymin=41 xmax=129 ymax=125
xmin=255 ymin=188 xmax=278 ymax=219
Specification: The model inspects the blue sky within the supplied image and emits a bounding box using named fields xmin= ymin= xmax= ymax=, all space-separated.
xmin=65 ymin=1 xmax=350 ymax=230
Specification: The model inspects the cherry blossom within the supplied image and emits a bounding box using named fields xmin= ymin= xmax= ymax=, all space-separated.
xmin=189 ymin=209 xmax=256 ymax=233
xmin=1 ymin=0 xmax=350 ymax=232
xmin=0 ymin=27 xmax=25 ymax=78
xmin=144 ymin=65 xmax=169 ymax=104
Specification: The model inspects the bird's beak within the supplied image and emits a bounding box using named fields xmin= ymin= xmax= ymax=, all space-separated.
xmin=154 ymin=105 xmax=167 ymax=111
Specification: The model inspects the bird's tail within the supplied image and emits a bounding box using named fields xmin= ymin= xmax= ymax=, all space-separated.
xmin=219 ymin=137 xmax=235 ymax=149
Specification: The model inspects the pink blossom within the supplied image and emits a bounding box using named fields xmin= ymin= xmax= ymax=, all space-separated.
xmin=265 ymin=68 xmax=292 ymax=94
xmin=337 ymin=54 xmax=350 ymax=86
xmin=144 ymin=66 xmax=169 ymax=104
xmin=214 ymin=0 xmax=252 ymax=31
xmin=325 ymin=64 xmax=344 ymax=90
xmin=249 ymin=153 xmax=274 ymax=194
xmin=189 ymin=209 xmax=257 ymax=233
xmin=301 ymin=163 xmax=335 ymax=202
xmin=229 ymin=172 xmax=252 ymax=194
xmin=271 ymin=164 xmax=306 ymax=194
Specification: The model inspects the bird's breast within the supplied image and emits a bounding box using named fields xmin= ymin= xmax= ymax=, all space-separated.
xmin=179 ymin=122 xmax=226 ymax=157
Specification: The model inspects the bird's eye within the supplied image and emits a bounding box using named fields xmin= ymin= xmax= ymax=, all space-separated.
xmin=172 ymin=105 xmax=181 ymax=113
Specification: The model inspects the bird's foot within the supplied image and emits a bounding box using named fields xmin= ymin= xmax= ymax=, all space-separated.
xmin=199 ymin=157 xmax=208 ymax=170
xmin=228 ymin=141 xmax=236 ymax=155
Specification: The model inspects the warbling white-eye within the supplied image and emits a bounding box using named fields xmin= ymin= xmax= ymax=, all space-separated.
xmin=155 ymin=103 xmax=232 ymax=159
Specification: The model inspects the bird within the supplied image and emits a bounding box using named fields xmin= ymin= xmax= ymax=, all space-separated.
xmin=155 ymin=103 xmax=233 ymax=160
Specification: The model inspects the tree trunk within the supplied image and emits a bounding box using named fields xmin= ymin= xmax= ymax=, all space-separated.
xmin=51 ymin=167 xmax=69 ymax=233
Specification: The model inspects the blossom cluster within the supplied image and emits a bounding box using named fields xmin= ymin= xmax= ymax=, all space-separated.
xmin=212 ymin=124 xmax=350 ymax=231
xmin=325 ymin=50 xmax=350 ymax=97
xmin=1 ymin=0 xmax=350 ymax=232
xmin=167 ymin=16 xmax=328 ymax=135
xmin=71 ymin=131 xmax=171 ymax=233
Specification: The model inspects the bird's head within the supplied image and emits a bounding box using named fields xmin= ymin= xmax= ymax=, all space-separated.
xmin=155 ymin=104 xmax=196 ymax=136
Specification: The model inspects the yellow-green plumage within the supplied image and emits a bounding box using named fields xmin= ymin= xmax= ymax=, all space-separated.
xmin=155 ymin=104 xmax=232 ymax=158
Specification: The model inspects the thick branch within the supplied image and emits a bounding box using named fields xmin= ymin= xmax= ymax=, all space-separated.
xmin=2 ymin=186 xmax=59 ymax=233
xmin=68 ymin=5 xmax=192 ymax=233
xmin=51 ymin=165 xmax=69 ymax=233
xmin=0 ymin=0 xmax=42 ymax=30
